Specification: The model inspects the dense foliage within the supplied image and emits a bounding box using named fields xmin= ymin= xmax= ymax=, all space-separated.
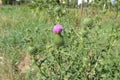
xmin=28 ymin=0 xmax=68 ymax=24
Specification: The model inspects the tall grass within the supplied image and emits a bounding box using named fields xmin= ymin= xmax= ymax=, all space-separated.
xmin=0 ymin=6 xmax=120 ymax=80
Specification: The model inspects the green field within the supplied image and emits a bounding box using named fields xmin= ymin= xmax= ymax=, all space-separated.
xmin=0 ymin=6 xmax=120 ymax=80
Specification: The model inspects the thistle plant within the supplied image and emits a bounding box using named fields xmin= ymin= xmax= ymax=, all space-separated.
xmin=52 ymin=24 xmax=64 ymax=79
xmin=53 ymin=24 xmax=64 ymax=47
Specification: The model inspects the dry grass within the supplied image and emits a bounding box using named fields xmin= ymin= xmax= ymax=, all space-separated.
xmin=0 ymin=0 xmax=2 ymax=6
xmin=0 ymin=54 xmax=14 ymax=80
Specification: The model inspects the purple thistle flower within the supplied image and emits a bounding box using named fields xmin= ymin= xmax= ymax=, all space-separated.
xmin=53 ymin=24 xmax=63 ymax=34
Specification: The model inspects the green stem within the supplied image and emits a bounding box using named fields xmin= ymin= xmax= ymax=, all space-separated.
xmin=58 ymin=49 xmax=62 ymax=80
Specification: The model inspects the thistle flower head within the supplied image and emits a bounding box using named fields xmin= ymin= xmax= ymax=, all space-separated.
xmin=53 ymin=24 xmax=63 ymax=34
